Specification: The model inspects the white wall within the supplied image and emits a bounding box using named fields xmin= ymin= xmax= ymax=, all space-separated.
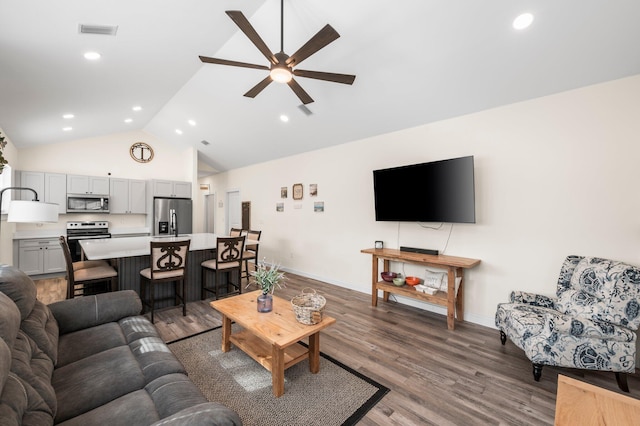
xmin=0 ymin=129 xmax=19 ymax=264
xmin=200 ymin=75 xmax=640 ymax=327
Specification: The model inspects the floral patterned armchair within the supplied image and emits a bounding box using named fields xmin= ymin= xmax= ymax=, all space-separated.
xmin=495 ymin=255 xmax=640 ymax=391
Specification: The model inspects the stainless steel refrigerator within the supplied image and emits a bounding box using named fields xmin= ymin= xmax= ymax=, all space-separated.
xmin=153 ymin=197 xmax=193 ymax=236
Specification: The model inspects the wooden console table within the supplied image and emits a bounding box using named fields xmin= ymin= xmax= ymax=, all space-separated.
xmin=361 ymin=248 xmax=480 ymax=330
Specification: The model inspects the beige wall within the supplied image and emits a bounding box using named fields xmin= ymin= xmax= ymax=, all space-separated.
xmin=200 ymin=74 xmax=640 ymax=327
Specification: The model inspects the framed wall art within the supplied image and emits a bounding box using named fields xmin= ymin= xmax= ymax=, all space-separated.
xmin=292 ymin=183 xmax=303 ymax=200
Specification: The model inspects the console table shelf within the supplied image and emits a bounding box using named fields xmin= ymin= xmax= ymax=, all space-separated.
xmin=361 ymin=248 xmax=481 ymax=330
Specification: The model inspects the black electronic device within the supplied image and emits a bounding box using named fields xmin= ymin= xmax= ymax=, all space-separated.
xmin=400 ymin=246 xmax=439 ymax=256
xmin=373 ymin=156 xmax=475 ymax=223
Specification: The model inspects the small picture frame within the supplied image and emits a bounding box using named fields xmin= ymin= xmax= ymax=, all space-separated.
xmin=292 ymin=183 xmax=303 ymax=200
xmin=309 ymin=184 xmax=318 ymax=197
xmin=276 ymin=203 xmax=284 ymax=212
xmin=281 ymin=187 xmax=288 ymax=198
xmin=375 ymin=241 xmax=383 ymax=249
xmin=314 ymin=201 xmax=324 ymax=212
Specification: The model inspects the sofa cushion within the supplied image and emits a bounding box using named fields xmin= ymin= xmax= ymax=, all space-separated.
xmin=20 ymin=300 xmax=59 ymax=366
xmin=55 ymin=389 xmax=160 ymax=426
xmin=10 ymin=330 xmax=56 ymax=416
xmin=0 ymin=292 xmax=20 ymax=346
xmin=0 ymin=266 xmax=37 ymax=321
xmin=56 ymin=323 xmax=127 ymax=367
xmin=53 ymin=345 xmax=145 ymax=423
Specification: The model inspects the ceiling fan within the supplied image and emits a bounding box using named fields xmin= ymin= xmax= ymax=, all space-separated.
xmin=199 ymin=0 xmax=356 ymax=105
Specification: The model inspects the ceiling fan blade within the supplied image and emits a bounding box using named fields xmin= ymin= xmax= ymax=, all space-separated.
xmin=286 ymin=24 xmax=340 ymax=67
xmin=293 ymin=69 xmax=356 ymax=85
xmin=244 ymin=76 xmax=273 ymax=98
xmin=226 ymin=11 xmax=278 ymax=65
xmin=287 ymin=78 xmax=314 ymax=105
xmin=199 ymin=56 xmax=269 ymax=71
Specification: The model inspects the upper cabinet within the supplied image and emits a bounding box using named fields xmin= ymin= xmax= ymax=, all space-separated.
xmin=16 ymin=171 xmax=67 ymax=214
xmin=151 ymin=180 xmax=191 ymax=198
xmin=67 ymin=175 xmax=109 ymax=195
xmin=109 ymin=178 xmax=146 ymax=214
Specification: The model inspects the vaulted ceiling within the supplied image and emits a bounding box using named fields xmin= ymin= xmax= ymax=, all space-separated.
xmin=1 ymin=1 xmax=639 ymax=174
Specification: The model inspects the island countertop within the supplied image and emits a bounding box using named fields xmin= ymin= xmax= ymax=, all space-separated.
xmin=79 ymin=233 xmax=221 ymax=260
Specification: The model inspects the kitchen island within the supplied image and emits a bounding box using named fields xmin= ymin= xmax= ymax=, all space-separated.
xmin=80 ymin=233 xmax=250 ymax=305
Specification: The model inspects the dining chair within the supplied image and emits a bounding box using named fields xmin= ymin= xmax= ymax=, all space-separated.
xmin=59 ymin=236 xmax=118 ymax=299
xmin=229 ymin=228 xmax=243 ymax=237
xmin=201 ymin=236 xmax=245 ymax=300
xmin=139 ymin=239 xmax=190 ymax=323
xmin=242 ymin=229 xmax=262 ymax=280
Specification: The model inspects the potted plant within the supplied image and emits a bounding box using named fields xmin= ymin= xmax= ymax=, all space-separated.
xmin=250 ymin=259 xmax=286 ymax=312
xmin=0 ymin=132 xmax=8 ymax=174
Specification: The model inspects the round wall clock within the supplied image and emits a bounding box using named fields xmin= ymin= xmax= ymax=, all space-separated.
xmin=130 ymin=142 xmax=154 ymax=163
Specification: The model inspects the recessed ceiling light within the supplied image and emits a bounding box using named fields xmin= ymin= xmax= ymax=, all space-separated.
xmin=62 ymin=127 xmax=73 ymax=131
xmin=175 ymin=129 xmax=183 ymax=135
xmin=513 ymin=13 xmax=534 ymax=30
xmin=124 ymin=118 xmax=133 ymax=123
xmin=280 ymin=115 xmax=289 ymax=122
xmin=188 ymin=119 xmax=196 ymax=126
xmin=132 ymin=105 xmax=142 ymax=112
xmin=62 ymin=113 xmax=74 ymax=119
xmin=84 ymin=51 xmax=101 ymax=60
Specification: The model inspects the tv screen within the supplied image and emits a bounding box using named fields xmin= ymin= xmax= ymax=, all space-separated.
xmin=373 ymin=156 xmax=475 ymax=223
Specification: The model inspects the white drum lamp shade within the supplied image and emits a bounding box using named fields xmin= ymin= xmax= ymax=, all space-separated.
xmin=7 ymin=200 xmax=59 ymax=223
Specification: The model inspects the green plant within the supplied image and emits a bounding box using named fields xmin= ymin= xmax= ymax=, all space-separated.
xmin=0 ymin=132 xmax=8 ymax=174
xmin=250 ymin=259 xmax=286 ymax=295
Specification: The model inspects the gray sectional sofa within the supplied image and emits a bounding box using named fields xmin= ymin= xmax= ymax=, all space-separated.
xmin=0 ymin=265 xmax=241 ymax=425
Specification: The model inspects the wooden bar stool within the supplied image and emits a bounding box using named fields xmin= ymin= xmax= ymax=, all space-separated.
xmin=139 ymin=239 xmax=190 ymax=323
xmin=59 ymin=236 xmax=118 ymax=299
xmin=201 ymin=236 xmax=245 ymax=300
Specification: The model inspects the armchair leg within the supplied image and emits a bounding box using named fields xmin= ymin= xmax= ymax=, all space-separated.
xmin=532 ymin=364 xmax=543 ymax=382
xmin=615 ymin=372 xmax=630 ymax=393
xmin=500 ymin=330 xmax=507 ymax=345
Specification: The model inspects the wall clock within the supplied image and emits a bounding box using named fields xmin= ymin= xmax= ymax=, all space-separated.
xmin=130 ymin=142 xmax=154 ymax=163
xmin=292 ymin=183 xmax=303 ymax=200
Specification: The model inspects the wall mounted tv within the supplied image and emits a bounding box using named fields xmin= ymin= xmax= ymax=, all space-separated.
xmin=373 ymin=155 xmax=476 ymax=223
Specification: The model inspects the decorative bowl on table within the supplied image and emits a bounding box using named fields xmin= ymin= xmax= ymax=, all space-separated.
xmin=405 ymin=276 xmax=421 ymax=286
xmin=381 ymin=271 xmax=397 ymax=282
xmin=392 ymin=277 xmax=405 ymax=286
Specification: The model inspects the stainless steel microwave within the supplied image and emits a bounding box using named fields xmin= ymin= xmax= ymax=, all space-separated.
xmin=66 ymin=194 xmax=109 ymax=213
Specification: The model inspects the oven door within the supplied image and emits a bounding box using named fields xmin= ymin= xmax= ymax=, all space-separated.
xmin=67 ymin=234 xmax=111 ymax=262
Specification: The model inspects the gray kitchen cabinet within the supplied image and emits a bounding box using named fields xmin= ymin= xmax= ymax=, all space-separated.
xmin=18 ymin=239 xmax=65 ymax=276
xmin=16 ymin=171 xmax=67 ymax=214
xmin=110 ymin=178 xmax=146 ymax=214
xmin=151 ymin=179 xmax=191 ymax=198
xmin=67 ymin=174 xmax=109 ymax=195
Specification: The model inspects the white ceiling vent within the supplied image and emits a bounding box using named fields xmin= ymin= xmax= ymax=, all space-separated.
xmin=200 ymin=140 xmax=210 ymax=146
xmin=79 ymin=24 xmax=118 ymax=36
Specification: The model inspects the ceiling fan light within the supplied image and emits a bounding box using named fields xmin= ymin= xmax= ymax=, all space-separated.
xmin=270 ymin=67 xmax=292 ymax=83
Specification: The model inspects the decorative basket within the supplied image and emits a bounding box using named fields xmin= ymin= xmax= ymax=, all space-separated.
xmin=291 ymin=288 xmax=326 ymax=325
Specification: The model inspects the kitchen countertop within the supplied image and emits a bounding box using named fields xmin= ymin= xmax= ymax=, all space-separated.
xmin=79 ymin=233 xmax=258 ymax=260
xmin=13 ymin=227 xmax=150 ymax=240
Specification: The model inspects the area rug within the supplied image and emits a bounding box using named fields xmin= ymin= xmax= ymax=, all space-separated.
xmin=168 ymin=325 xmax=389 ymax=426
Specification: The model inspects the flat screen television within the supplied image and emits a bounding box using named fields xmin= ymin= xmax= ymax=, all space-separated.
xmin=373 ymin=155 xmax=475 ymax=223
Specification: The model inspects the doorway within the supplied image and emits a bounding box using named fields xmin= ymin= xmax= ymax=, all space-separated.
xmin=204 ymin=193 xmax=216 ymax=233
xmin=226 ymin=190 xmax=241 ymax=234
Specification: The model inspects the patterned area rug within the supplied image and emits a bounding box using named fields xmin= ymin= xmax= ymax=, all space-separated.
xmin=168 ymin=326 xmax=389 ymax=425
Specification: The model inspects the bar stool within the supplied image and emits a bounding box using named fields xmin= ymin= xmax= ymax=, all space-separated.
xmin=242 ymin=229 xmax=261 ymax=280
xmin=59 ymin=236 xmax=118 ymax=299
xmin=139 ymin=239 xmax=190 ymax=323
xmin=201 ymin=236 xmax=245 ymax=300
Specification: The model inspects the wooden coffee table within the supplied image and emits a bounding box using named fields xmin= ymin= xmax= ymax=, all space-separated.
xmin=210 ymin=290 xmax=336 ymax=397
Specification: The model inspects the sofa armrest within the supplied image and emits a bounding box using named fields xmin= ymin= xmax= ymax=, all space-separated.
xmin=150 ymin=403 xmax=242 ymax=426
xmin=49 ymin=290 xmax=142 ymax=335
xmin=510 ymin=291 xmax=556 ymax=308
xmin=546 ymin=313 xmax=636 ymax=343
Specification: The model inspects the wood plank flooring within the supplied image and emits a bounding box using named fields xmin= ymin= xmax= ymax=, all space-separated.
xmin=35 ymin=273 xmax=640 ymax=425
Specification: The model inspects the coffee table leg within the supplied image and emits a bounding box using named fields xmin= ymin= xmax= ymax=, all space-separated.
xmin=309 ymin=332 xmax=320 ymax=374
xmin=272 ymin=346 xmax=285 ymax=397
xmin=221 ymin=315 xmax=232 ymax=352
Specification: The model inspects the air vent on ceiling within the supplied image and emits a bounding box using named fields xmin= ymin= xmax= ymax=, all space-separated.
xmin=79 ymin=24 xmax=118 ymax=36
xmin=200 ymin=140 xmax=210 ymax=146
xmin=298 ymin=104 xmax=313 ymax=116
